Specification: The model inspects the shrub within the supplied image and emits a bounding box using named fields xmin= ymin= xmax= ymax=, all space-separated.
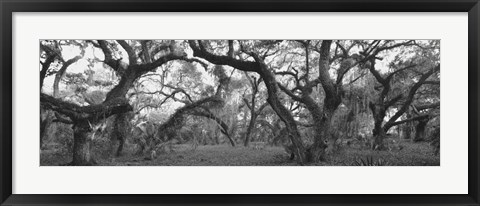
xmin=429 ymin=127 xmax=440 ymax=156
xmin=352 ymin=156 xmax=390 ymax=166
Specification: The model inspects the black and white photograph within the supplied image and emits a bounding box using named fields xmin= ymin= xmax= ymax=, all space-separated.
xmin=39 ymin=40 xmax=440 ymax=166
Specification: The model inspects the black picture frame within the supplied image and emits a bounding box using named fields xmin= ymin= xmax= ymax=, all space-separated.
xmin=1 ymin=0 xmax=479 ymax=205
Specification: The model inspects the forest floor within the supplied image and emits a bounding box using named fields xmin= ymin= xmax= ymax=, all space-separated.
xmin=40 ymin=138 xmax=440 ymax=166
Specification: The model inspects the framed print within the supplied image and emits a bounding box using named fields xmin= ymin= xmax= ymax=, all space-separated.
xmin=1 ymin=0 xmax=479 ymax=205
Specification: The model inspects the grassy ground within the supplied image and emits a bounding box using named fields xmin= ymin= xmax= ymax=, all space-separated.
xmin=108 ymin=145 xmax=290 ymax=166
xmin=322 ymin=140 xmax=440 ymax=166
xmin=41 ymin=138 xmax=439 ymax=166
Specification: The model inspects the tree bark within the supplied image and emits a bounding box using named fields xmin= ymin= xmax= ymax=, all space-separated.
xmin=40 ymin=114 xmax=52 ymax=148
xmin=244 ymin=114 xmax=256 ymax=147
xmin=72 ymin=121 xmax=96 ymax=166
xmin=40 ymin=56 xmax=56 ymax=91
xmin=372 ymin=126 xmax=387 ymax=150
xmin=369 ymin=101 xmax=387 ymax=150
xmin=414 ymin=119 xmax=428 ymax=142
xmin=308 ymin=40 xmax=340 ymax=161
xmin=40 ymin=115 xmax=51 ymax=149
xmin=403 ymin=111 xmax=413 ymax=139
xmin=403 ymin=123 xmax=412 ymax=139
xmin=216 ymin=129 xmax=222 ymax=145
xmin=277 ymin=40 xmax=343 ymax=162
xmin=301 ymin=96 xmax=328 ymax=162
xmin=229 ymin=115 xmax=238 ymax=143
xmin=113 ymin=113 xmax=129 ymax=157
xmin=255 ymin=56 xmax=307 ymax=164
xmin=53 ymin=56 xmax=82 ymax=97
xmin=242 ymin=73 xmax=266 ymax=147
xmin=315 ymin=107 xmax=338 ymax=156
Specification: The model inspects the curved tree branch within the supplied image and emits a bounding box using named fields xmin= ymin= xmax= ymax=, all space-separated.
xmin=41 ymin=93 xmax=132 ymax=123
xmin=191 ymin=109 xmax=235 ymax=147
xmin=52 ymin=112 xmax=74 ymax=124
xmin=40 ymin=50 xmax=57 ymax=90
xmin=415 ymin=102 xmax=440 ymax=111
xmin=188 ymin=40 xmax=259 ymax=72
xmin=387 ymin=114 xmax=430 ymax=128
xmin=384 ymin=64 xmax=440 ymax=130
xmin=368 ymin=59 xmax=387 ymax=85
xmin=53 ymin=55 xmax=83 ymax=97
xmin=278 ymin=83 xmax=303 ymax=102
xmin=317 ymin=40 xmax=337 ymax=98
xmin=97 ymin=40 xmax=120 ymax=71
xmin=117 ymin=40 xmax=137 ymax=65
xmin=140 ymin=40 xmax=152 ymax=64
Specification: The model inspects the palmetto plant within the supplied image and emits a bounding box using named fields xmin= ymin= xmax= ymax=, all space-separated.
xmin=352 ymin=156 xmax=390 ymax=166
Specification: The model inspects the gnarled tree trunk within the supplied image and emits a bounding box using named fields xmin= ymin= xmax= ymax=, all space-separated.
xmin=369 ymin=101 xmax=387 ymax=150
xmin=302 ymin=97 xmax=328 ymax=162
xmin=308 ymin=40 xmax=341 ymax=160
xmin=257 ymin=60 xmax=307 ymax=164
xmin=244 ymin=113 xmax=256 ymax=147
xmin=113 ymin=113 xmax=129 ymax=157
xmin=403 ymin=111 xmax=413 ymax=139
xmin=72 ymin=121 xmax=96 ymax=166
xmin=414 ymin=119 xmax=428 ymax=142
xmin=40 ymin=109 xmax=52 ymax=149
xmin=372 ymin=126 xmax=387 ymax=150
xmin=41 ymin=93 xmax=133 ymax=165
